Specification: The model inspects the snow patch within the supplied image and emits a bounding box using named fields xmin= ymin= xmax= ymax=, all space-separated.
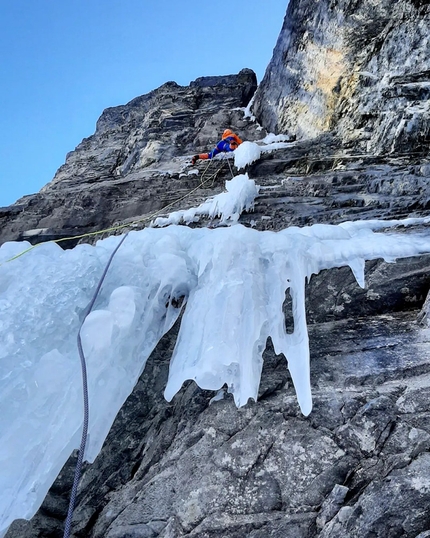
xmin=261 ymin=133 xmax=293 ymax=144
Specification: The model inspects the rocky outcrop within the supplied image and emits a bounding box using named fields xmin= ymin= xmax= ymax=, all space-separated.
xmin=0 ymin=69 xmax=259 ymax=247
xmin=253 ymin=0 xmax=430 ymax=156
xmin=49 ymin=70 xmax=257 ymax=188
xmin=3 ymin=1 xmax=430 ymax=538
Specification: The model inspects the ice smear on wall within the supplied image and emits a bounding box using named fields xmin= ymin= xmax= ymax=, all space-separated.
xmin=152 ymin=174 xmax=259 ymax=227
xmin=234 ymin=141 xmax=262 ymax=169
xmin=1 ymin=218 xmax=430 ymax=535
xmin=233 ymin=136 xmax=294 ymax=170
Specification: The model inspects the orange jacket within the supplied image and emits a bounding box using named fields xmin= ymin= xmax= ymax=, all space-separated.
xmin=221 ymin=129 xmax=243 ymax=150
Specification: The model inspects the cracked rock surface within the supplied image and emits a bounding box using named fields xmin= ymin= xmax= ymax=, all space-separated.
xmin=7 ymin=314 xmax=430 ymax=537
xmin=3 ymin=0 xmax=430 ymax=537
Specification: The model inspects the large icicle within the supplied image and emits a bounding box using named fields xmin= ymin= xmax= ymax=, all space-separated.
xmin=0 ymin=218 xmax=430 ymax=537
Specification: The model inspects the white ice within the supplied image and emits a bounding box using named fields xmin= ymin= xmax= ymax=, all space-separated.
xmin=233 ymin=134 xmax=294 ymax=172
xmin=1 ymin=213 xmax=430 ymax=536
xmin=234 ymin=141 xmax=262 ymax=169
xmin=260 ymin=133 xmax=293 ymax=144
xmin=151 ymin=174 xmax=259 ymax=227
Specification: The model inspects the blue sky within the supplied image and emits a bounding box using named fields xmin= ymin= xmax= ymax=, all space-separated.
xmin=0 ymin=1 xmax=289 ymax=207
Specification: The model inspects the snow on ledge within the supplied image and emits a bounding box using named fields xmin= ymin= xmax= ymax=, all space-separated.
xmin=234 ymin=134 xmax=296 ymax=170
xmin=260 ymin=133 xmax=293 ymax=144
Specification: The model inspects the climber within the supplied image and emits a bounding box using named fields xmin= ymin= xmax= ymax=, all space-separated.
xmin=191 ymin=129 xmax=243 ymax=166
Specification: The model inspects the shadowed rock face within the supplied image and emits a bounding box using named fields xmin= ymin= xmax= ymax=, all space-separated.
xmin=3 ymin=2 xmax=430 ymax=538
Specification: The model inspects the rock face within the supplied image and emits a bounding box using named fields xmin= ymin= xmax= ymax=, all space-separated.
xmin=3 ymin=1 xmax=430 ymax=538
xmin=0 ymin=69 xmax=259 ymax=247
xmin=253 ymin=0 xmax=430 ymax=156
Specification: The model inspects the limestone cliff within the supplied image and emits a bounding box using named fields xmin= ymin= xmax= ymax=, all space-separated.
xmin=253 ymin=0 xmax=430 ymax=156
xmin=3 ymin=1 xmax=430 ymax=537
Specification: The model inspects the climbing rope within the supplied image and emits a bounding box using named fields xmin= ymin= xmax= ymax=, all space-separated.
xmin=199 ymin=157 xmax=230 ymax=187
xmin=60 ymin=155 xmax=238 ymax=535
xmin=60 ymin=156 xmax=234 ymax=535
xmin=200 ymin=157 xmax=215 ymax=186
xmin=8 ymin=144 xmax=426 ymax=267
xmin=41 ymin=157 xmax=235 ymax=536
xmin=5 ymin=142 xmax=428 ymax=269
xmin=226 ymin=156 xmax=235 ymax=179
xmin=1 ymin=160 xmax=236 ymax=266
xmin=63 ymin=231 xmax=129 ymax=538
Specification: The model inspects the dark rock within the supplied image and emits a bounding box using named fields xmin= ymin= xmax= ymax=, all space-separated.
xmin=316 ymin=484 xmax=349 ymax=528
xmin=319 ymin=453 xmax=430 ymax=537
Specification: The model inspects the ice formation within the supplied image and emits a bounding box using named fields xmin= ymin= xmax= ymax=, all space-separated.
xmin=0 ymin=171 xmax=430 ymax=535
xmin=260 ymin=133 xmax=293 ymax=144
xmin=234 ymin=141 xmax=262 ymax=169
xmin=233 ymin=134 xmax=294 ymax=171
xmin=151 ymin=174 xmax=259 ymax=227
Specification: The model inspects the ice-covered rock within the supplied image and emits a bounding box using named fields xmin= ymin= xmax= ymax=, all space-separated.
xmin=152 ymin=174 xmax=259 ymax=227
xmin=1 ymin=217 xmax=430 ymax=536
xmin=234 ymin=141 xmax=262 ymax=169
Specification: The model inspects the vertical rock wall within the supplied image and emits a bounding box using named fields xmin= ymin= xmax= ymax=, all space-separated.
xmin=253 ymin=0 xmax=430 ymax=155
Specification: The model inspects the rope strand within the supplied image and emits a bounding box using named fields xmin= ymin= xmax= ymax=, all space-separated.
xmin=60 ymin=157 xmax=235 ymax=536
xmin=63 ymin=232 xmax=129 ymax=538
xmin=1 ymin=162 xmax=232 ymax=266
